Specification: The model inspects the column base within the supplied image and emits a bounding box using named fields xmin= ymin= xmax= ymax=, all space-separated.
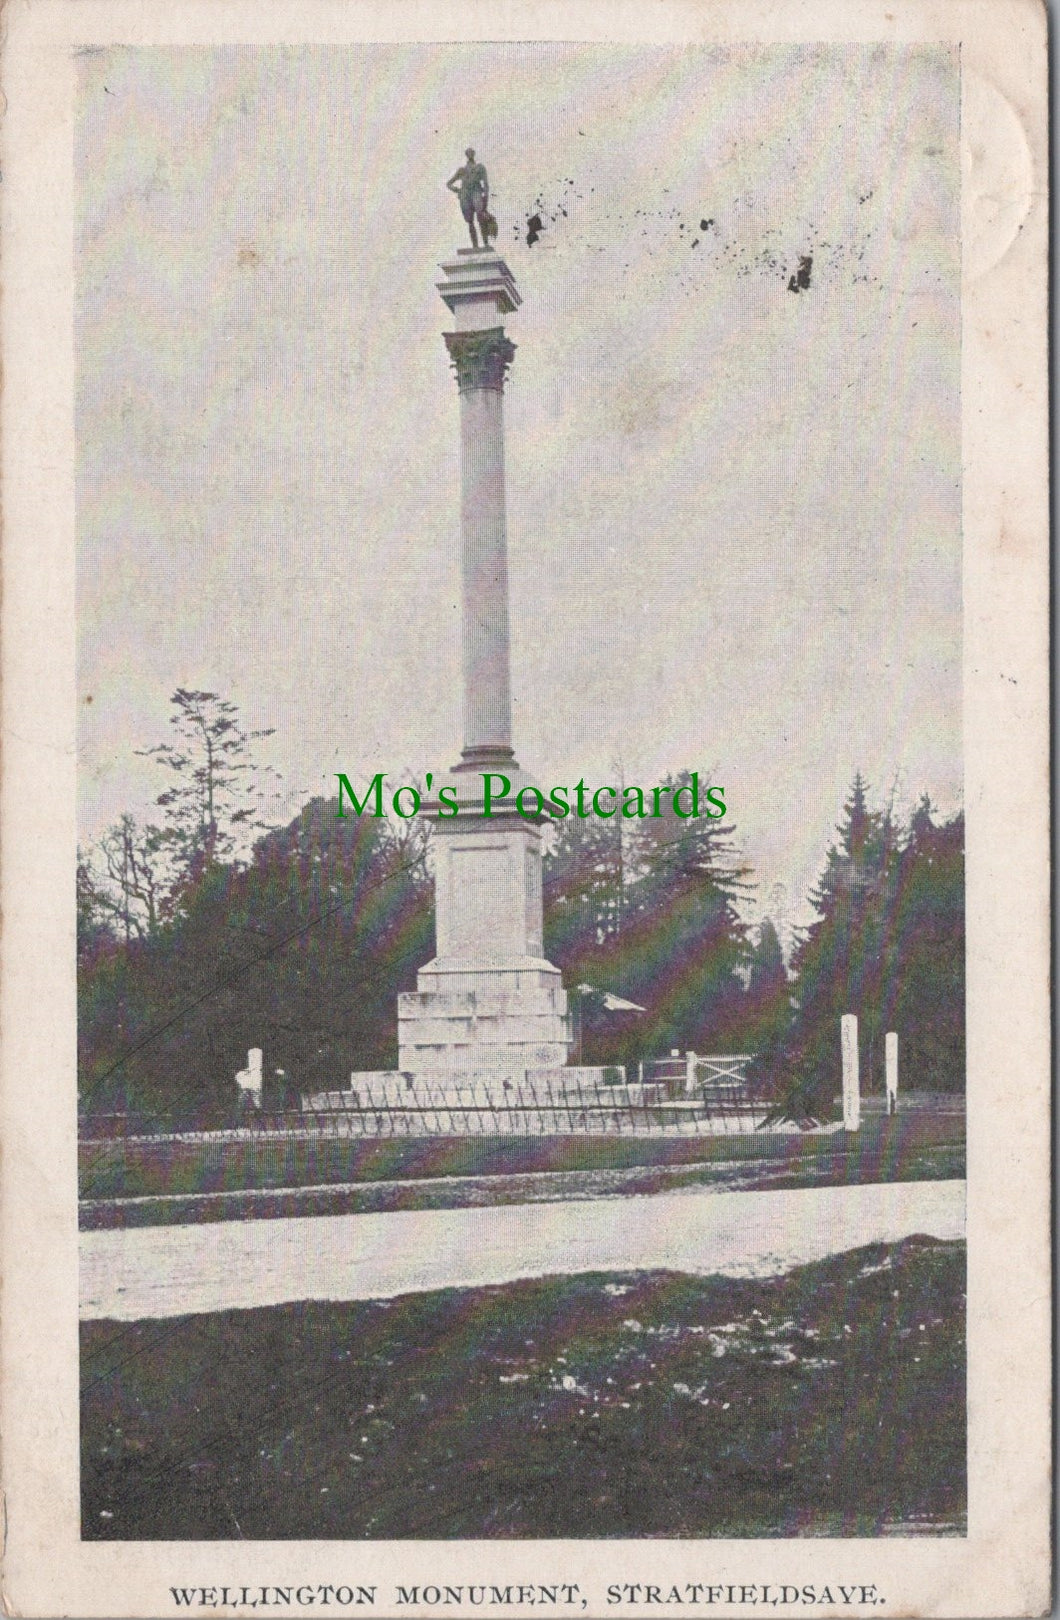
xmin=398 ymin=955 xmax=570 ymax=1076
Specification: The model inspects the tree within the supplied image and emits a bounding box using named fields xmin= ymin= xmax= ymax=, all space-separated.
xmin=772 ymin=774 xmax=891 ymax=1119
xmin=139 ymin=689 xmax=276 ymax=911
xmin=770 ymin=777 xmax=965 ymax=1123
xmin=543 ymin=811 xmax=623 ymax=970
xmin=543 ymin=811 xmax=631 ymax=1066
xmin=748 ymin=916 xmax=786 ymax=992
xmin=745 ymin=916 xmax=791 ymax=1044
xmin=618 ymin=770 xmax=753 ymax=1054
xmin=541 ymin=769 xmax=755 ymax=1067
xmin=77 ymin=848 xmax=117 ymax=962
xmin=882 ymin=797 xmax=965 ymax=1093
xmin=76 ymin=788 xmax=434 ymax=1124
xmin=91 ymin=813 xmax=167 ymax=942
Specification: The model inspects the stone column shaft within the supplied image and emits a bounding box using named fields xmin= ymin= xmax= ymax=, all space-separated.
xmin=459 ymin=385 xmax=512 ymax=759
xmin=443 ymin=322 xmax=517 ymax=765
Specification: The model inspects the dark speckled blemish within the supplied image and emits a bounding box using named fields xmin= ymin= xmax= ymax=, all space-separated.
xmin=787 ymin=254 xmax=813 ymax=293
xmin=506 ymin=178 xmax=893 ymax=301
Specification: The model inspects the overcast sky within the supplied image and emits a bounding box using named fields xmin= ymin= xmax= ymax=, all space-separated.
xmin=76 ymin=42 xmax=961 ymax=930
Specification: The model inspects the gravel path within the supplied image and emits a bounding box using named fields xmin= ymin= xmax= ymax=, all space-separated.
xmin=79 ymin=1178 xmax=965 ymax=1321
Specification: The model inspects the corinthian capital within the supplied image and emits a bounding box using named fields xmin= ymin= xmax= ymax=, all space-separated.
xmin=443 ymin=327 xmax=516 ymax=393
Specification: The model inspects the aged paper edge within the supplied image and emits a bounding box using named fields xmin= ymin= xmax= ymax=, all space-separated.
xmin=0 ymin=1 xmax=1050 ymax=1616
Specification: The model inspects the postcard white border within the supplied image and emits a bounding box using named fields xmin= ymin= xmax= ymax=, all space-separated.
xmin=1 ymin=2 xmax=1050 ymax=1616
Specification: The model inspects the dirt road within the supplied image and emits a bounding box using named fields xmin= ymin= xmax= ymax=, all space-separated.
xmin=80 ymin=1177 xmax=965 ymax=1321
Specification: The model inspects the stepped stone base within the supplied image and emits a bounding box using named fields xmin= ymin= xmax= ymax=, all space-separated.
xmin=303 ymin=1067 xmax=623 ymax=1112
xmin=397 ymin=955 xmax=570 ymax=1075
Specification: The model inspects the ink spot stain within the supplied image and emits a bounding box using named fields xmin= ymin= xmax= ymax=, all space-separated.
xmin=525 ymin=214 xmax=544 ymax=247
xmin=84 ymin=694 xmax=93 ymax=704
xmin=787 ymin=254 xmax=813 ymax=293
xmin=237 ymin=245 xmax=260 ymax=269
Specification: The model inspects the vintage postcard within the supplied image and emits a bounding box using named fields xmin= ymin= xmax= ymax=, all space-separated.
xmin=0 ymin=0 xmax=1050 ymax=1616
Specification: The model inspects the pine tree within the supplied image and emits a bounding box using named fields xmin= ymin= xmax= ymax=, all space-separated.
xmin=772 ymin=777 xmax=965 ymax=1123
xmin=543 ymin=811 xmax=623 ymax=971
xmin=745 ymin=916 xmax=792 ymax=1054
xmin=884 ymin=797 xmax=965 ymax=1092
xmin=618 ymin=770 xmax=753 ymax=1054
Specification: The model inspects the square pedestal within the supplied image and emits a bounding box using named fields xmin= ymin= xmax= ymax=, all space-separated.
xmin=397 ymin=811 xmax=571 ymax=1075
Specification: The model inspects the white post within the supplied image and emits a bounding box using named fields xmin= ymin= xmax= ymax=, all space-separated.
xmin=236 ymin=1047 xmax=264 ymax=1111
xmin=841 ymin=1014 xmax=860 ymax=1131
xmin=685 ymin=1050 xmax=697 ymax=1095
xmin=885 ymin=1031 xmax=898 ymax=1116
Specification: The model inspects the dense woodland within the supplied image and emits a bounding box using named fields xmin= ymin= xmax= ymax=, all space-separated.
xmin=78 ymin=693 xmax=965 ymax=1125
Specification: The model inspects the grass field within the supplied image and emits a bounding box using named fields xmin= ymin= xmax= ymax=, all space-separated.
xmin=79 ymin=1108 xmax=964 ymax=1226
xmin=81 ymin=1234 xmax=965 ymax=1540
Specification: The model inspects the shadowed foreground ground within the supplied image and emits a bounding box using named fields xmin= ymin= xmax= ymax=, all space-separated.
xmin=81 ymin=1235 xmax=965 ymax=1540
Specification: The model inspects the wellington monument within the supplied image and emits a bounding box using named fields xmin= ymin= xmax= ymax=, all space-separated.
xmin=307 ymin=167 xmax=786 ymax=1130
xmin=395 ymin=166 xmax=572 ymax=1081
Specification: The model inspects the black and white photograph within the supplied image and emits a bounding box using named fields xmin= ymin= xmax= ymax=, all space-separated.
xmin=0 ymin=3 xmax=1049 ymax=1616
